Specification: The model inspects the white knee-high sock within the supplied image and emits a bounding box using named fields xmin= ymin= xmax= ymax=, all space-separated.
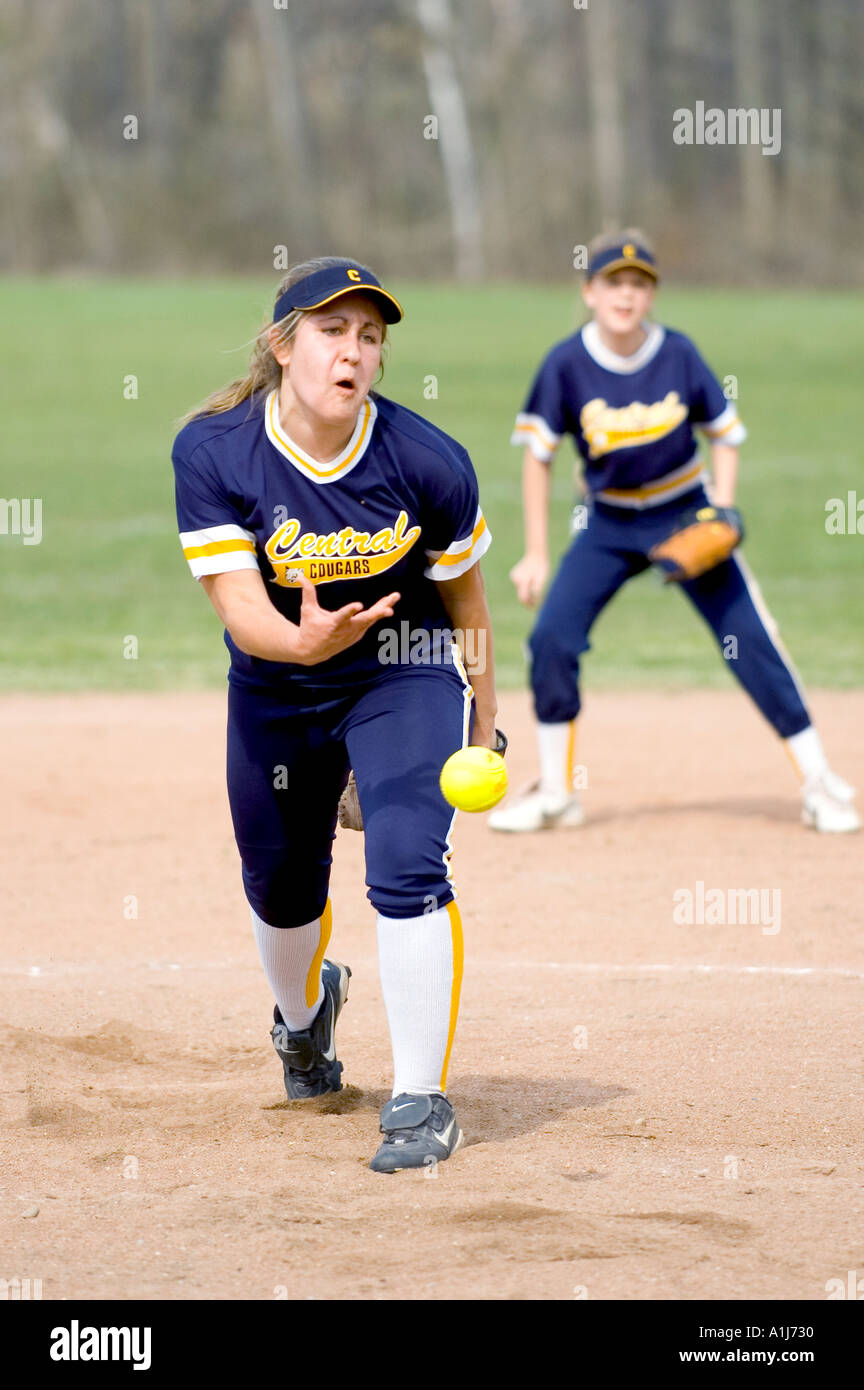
xmin=376 ymin=903 xmax=463 ymax=1097
xmin=537 ymin=719 xmax=577 ymax=799
xmin=785 ymin=726 xmax=828 ymax=783
xmin=251 ymin=900 xmax=330 ymax=1030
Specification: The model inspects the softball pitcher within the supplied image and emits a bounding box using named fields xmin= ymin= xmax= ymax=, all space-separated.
xmin=172 ymin=258 xmax=499 ymax=1171
xmin=490 ymin=230 xmax=859 ymax=835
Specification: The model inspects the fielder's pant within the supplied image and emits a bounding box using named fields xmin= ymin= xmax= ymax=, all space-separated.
xmin=226 ymin=666 xmax=472 ymax=928
xmin=528 ymin=487 xmax=811 ymax=738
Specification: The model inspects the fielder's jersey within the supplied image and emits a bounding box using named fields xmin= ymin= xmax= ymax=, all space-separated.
xmin=172 ymin=390 xmax=490 ymax=691
xmin=512 ymin=322 xmax=746 ymax=509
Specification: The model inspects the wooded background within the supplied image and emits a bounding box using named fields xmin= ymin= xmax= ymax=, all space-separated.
xmin=3 ymin=0 xmax=862 ymax=283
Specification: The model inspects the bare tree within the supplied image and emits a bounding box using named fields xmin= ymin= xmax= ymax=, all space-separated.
xmin=249 ymin=0 xmax=320 ymax=253
xmin=583 ymin=2 xmax=625 ymax=227
xmin=1 ymin=0 xmax=862 ymax=282
xmin=27 ymin=83 xmax=115 ymax=267
xmin=415 ymin=0 xmax=484 ymax=279
xmin=814 ymin=0 xmax=848 ymax=253
xmin=731 ymin=0 xmax=775 ymax=269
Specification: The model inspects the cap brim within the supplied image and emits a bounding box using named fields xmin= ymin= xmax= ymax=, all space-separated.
xmin=593 ymin=259 xmax=658 ymax=281
xmin=300 ymin=284 xmax=403 ymax=323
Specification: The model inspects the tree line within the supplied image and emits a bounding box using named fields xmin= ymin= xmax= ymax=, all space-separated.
xmin=2 ymin=0 xmax=862 ymax=283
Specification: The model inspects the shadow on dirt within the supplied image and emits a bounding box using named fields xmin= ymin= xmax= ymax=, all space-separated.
xmin=456 ymin=1074 xmax=627 ymax=1145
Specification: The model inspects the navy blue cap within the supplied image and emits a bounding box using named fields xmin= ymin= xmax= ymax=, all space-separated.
xmin=587 ymin=241 xmax=658 ymax=281
xmin=273 ymin=265 xmax=403 ymax=325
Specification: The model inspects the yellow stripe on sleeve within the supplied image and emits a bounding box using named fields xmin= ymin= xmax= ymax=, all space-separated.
xmin=435 ymin=516 xmax=487 ymax=567
xmin=513 ymin=416 xmax=559 ymax=450
xmin=704 ymin=415 xmax=741 ymax=438
xmin=518 ymin=420 xmax=552 ymax=442
xmin=183 ymin=538 xmax=256 ymax=560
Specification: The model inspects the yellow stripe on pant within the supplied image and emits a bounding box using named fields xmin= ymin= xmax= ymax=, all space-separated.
xmin=305 ymin=898 xmax=333 ymax=1008
xmin=566 ymin=719 xmax=577 ymax=790
xmin=439 ymin=900 xmax=464 ymax=1092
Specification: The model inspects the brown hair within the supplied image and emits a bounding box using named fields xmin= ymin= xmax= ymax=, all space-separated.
xmin=178 ymin=256 xmax=388 ymax=426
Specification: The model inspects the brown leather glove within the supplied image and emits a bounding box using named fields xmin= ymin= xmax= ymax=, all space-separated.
xmin=337 ymin=771 xmax=363 ymax=831
xmin=649 ymin=505 xmax=744 ymax=583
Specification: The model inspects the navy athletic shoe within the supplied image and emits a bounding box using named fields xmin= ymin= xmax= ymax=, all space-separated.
xmin=270 ymin=959 xmax=351 ymax=1100
xmin=369 ymin=1092 xmax=464 ymax=1173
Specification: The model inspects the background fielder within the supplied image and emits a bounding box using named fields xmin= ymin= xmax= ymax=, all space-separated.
xmin=490 ymin=231 xmax=860 ymax=836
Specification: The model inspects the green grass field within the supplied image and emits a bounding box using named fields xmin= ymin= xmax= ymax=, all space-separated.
xmin=1 ymin=278 xmax=861 ymax=691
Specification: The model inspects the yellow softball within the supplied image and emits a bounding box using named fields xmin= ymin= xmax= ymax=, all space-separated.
xmin=439 ymin=746 xmax=508 ymax=813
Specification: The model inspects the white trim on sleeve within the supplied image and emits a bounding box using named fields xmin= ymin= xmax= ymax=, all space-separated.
xmin=511 ymin=412 xmax=560 ymax=463
xmin=179 ymin=523 xmax=259 ymax=579
xmin=700 ymin=401 xmax=747 ymax=445
xmin=424 ymin=507 xmax=492 ymax=581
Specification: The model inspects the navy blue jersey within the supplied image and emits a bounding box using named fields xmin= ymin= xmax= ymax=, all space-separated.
xmin=172 ymin=390 xmax=490 ymax=690
xmin=512 ymin=322 xmax=746 ymax=507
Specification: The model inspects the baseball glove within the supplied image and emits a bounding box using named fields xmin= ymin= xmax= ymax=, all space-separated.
xmin=338 ymin=771 xmax=363 ymax=831
xmin=648 ymin=505 xmax=744 ymax=583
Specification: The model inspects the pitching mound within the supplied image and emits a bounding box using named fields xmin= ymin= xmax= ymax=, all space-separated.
xmin=1 ymin=688 xmax=861 ymax=1300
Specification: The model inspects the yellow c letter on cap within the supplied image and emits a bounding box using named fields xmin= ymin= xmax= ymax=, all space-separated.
xmin=346 ymin=268 xmax=361 ymax=281
xmin=623 ymin=243 xmax=636 ymax=258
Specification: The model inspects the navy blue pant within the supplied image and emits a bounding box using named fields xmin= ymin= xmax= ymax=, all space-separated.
xmin=226 ymin=667 xmax=472 ymax=928
xmin=529 ymin=488 xmax=811 ymax=737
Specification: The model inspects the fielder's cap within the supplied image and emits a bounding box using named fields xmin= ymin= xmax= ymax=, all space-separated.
xmin=587 ymin=240 xmax=659 ymax=281
xmin=273 ymin=265 xmax=403 ymax=325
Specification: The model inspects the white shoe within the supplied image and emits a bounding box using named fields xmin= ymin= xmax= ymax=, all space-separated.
xmin=487 ymin=782 xmax=585 ymax=832
xmin=801 ymin=770 xmax=861 ymax=833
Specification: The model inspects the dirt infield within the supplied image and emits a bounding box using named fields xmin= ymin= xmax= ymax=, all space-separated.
xmin=2 ymin=688 xmax=862 ymax=1302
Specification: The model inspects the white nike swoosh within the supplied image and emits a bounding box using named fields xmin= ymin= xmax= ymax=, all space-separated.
xmin=322 ymin=970 xmax=348 ymax=1061
xmin=322 ymin=1011 xmax=335 ymax=1062
xmin=391 ymin=1102 xmax=415 ymax=1113
xmin=437 ymin=1117 xmax=456 ymax=1148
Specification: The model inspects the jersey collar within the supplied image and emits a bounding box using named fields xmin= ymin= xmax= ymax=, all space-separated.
xmin=580 ymin=320 xmax=665 ymax=374
xmin=264 ymin=389 xmax=377 ymax=484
